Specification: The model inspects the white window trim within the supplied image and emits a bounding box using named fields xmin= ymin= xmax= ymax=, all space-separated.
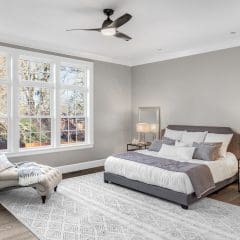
xmin=0 ymin=51 xmax=11 ymax=153
xmin=0 ymin=46 xmax=94 ymax=157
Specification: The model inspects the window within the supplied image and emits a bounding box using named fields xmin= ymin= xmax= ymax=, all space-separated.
xmin=0 ymin=47 xmax=93 ymax=155
xmin=60 ymin=64 xmax=87 ymax=145
xmin=18 ymin=57 xmax=52 ymax=149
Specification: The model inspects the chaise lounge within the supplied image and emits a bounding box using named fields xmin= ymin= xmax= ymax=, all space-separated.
xmin=0 ymin=163 xmax=62 ymax=203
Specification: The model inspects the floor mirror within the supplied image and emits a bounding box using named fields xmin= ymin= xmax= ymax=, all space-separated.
xmin=137 ymin=107 xmax=160 ymax=143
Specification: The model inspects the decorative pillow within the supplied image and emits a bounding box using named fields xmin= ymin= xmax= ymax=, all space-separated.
xmin=164 ymin=128 xmax=185 ymax=141
xmin=193 ymin=142 xmax=222 ymax=161
xmin=204 ymin=133 xmax=233 ymax=157
xmin=148 ymin=137 xmax=175 ymax=152
xmin=0 ymin=154 xmax=14 ymax=172
xmin=181 ymin=131 xmax=208 ymax=145
xmin=158 ymin=144 xmax=195 ymax=160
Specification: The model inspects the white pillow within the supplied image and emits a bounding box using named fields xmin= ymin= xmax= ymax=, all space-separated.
xmin=164 ymin=128 xmax=185 ymax=141
xmin=176 ymin=146 xmax=196 ymax=160
xmin=175 ymin=141 xmax=192 ymax=147
xmin=181 ymin=131 xmax=208 ymax=144
xmin=0 ymin=154 xmax=14 ymax=172
xmin=158 ymin=144 xmax=195 ymax=160
xmin=204 ymin=133 xmax=233 ymax=157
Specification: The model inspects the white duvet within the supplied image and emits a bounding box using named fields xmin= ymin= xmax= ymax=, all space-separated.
xmin=104 ymin=150 xmax=238 ymax=194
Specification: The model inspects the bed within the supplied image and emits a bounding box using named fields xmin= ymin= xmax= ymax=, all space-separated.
xmin=104 ymin=125 xmax=239 ymax=209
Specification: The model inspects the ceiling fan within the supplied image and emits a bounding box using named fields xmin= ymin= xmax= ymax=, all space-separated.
xmin=66 ymin=9 xmax=132 ymax=41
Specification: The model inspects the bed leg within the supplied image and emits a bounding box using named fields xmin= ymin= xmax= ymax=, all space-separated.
xmin=41 ymin=196 xmax=46 ymax=204
xmin=104 ymin=179 xmax=112 ymax=184
xmin=104 ymin=179 xmax=111 ymax=183
xmin=181 ymin=205 xmax=188 ymax=210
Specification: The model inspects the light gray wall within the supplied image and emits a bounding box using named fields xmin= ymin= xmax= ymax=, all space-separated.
xmin=3 ymin=43 xmax=132 ymax=167
xmin=4 ymin=43 xmax=240 ymax=166
xmin=132 ymin=47 xmax=240 ymax=138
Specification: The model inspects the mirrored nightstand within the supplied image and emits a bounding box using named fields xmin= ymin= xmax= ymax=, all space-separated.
xmin=127 ymin=143 xmax=151 ymax=151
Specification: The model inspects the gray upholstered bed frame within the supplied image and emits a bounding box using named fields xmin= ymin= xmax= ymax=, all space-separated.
xmin=104 ymin=125 xmax=240 ymax=209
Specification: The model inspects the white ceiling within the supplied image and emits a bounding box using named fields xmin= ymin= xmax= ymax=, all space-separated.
xmin=0 ymin=0 xmax=240 ymax=66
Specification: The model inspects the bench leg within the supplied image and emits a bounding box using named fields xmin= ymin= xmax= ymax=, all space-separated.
xmin=41 ymin=196 xmax=46 ymax=204
xmin=54 ymin=186 xmax=58 ymax=192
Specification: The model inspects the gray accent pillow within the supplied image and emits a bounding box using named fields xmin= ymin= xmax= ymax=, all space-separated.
xmin=0 ymin=154 xmax=14 ymax=172
xmin=193 ymin=142 xmax=222 ymax=161
xmin=148 ymin=137 xmax=175 ymax=152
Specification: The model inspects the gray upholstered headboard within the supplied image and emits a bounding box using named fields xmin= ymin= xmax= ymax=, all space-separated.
xmin=162 ymin=125 xmax=240 ymax=158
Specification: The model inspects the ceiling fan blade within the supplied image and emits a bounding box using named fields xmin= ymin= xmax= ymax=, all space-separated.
xmin=66 ymin=28 xmax=101 ymax=32
xmin=115 ymin=31 xmax=132 ymax=41
xmin=108 ymin=13 xmax=132 ymax=28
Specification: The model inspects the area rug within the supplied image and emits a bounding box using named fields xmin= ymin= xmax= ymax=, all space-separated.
xmin=0 ymin=173 xmax=240 ymax=240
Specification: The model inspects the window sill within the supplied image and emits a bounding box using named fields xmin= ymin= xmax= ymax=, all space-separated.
xmin=5 ymin=143 xmax=94 ymax=158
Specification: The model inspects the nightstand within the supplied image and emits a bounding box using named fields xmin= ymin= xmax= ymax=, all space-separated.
xmin=127 ymin=143 xmax=151 ymax=151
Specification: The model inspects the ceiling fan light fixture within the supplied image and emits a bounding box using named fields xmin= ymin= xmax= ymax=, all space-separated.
xmin=66 ymin=9 xmax=132 ymax=41
xmin=101 ymin=27 xmax=116 ymax=36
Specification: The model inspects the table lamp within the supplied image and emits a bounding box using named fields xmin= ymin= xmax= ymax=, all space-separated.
xmin=136 ymin=122 xmax=150 ymax=143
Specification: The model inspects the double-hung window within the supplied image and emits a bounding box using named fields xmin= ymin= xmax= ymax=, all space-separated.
xmin=18 ymin=56 xmax=53 ymax=149
xmin=59 ymin=63 xmax=88 ymax=145
xmin=0 ymin=47 xmax=93 ymax=156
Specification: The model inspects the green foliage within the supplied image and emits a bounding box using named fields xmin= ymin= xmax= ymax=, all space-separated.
xmin=0 ymin=56 xmax=7 ymax=79
xmin=19 ymin=118 xmax=50 ymax=144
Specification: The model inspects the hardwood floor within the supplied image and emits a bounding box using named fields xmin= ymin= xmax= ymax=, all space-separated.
xmin=0 ymin=166 xmax=239 ymax=240
xmin=62 ymin=166 xmax=104 ymax=179
xmin=0 ymin=204 xmax=36 ymax=240
xmin=208 ymin=182 xmax=240 ymax=205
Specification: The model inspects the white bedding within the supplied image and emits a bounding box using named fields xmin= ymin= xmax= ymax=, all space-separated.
xmin=104 ymin=150 xmax=238 ymax=194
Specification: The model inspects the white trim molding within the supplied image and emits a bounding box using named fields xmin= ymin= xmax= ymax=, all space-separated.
xmin=1 ymin=37 xmax=240 ymax=67
xmin=0 ymin=39 xmax=131 ymax=66
xmin=6 ymin=143 xmax=94 ymax=158
xmin=57 ymin=159 xmax=105 ymax=174
xmin=129 ymin=39 xmax=240 ymax=66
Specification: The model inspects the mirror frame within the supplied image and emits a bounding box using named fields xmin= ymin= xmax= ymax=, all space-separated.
xmin=138 ymin=107 xmax=160 ymax=140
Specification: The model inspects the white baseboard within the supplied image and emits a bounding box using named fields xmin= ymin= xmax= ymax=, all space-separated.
xmin=57 ymin=159 xmax=106 ymax=174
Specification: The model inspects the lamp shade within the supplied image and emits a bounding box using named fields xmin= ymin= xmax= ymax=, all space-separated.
xmin=136 ymin=122 xmax=150 ymax=133
xmin=150 ymin=124 xmax=158 ymax=133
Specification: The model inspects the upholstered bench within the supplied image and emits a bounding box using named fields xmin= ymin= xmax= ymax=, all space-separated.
xmin=0 ymin=164 xmax=62 ymax=203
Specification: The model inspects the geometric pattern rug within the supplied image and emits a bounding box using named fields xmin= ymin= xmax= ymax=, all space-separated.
xmin=0 ymin=172 xmax=240 ymax=240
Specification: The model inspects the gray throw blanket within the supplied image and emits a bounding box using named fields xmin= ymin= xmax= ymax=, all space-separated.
xmin=15 ymin=162 xmax=44 ymax=186
xmin=113 ymin=152 xmax=215 ymax=198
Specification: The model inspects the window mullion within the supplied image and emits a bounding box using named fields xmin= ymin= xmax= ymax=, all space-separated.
xmin=20 ymin=80 xmax=53 ymax=88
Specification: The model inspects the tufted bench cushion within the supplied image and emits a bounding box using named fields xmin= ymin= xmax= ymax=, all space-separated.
xmin=0 ymin=164 xmax=62 ymax=202
xmin=32 ymin=165 xmax=62 ymax=197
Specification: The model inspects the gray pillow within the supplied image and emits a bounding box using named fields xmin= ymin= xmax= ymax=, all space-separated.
xmin=193 ymin=142 xmax=222 ymax=161
xmin=148 ymin=137 xmax=175 ymax=152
